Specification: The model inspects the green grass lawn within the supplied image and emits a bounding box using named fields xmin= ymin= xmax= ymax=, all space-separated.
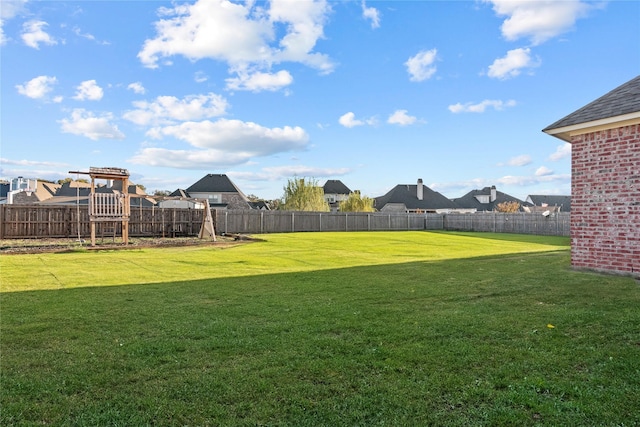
xmin=1 ymin=231 xmax=639 ymax=426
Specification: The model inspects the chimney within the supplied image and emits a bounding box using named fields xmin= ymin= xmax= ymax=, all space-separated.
xmin=417 ymin=179 xmax=424 ymax=200
xmin=490 ymin=186 xmax=497 ymax=202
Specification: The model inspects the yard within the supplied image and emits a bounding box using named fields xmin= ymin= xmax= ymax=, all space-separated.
xmin=1 ymin=231 xmax=638 ymax=426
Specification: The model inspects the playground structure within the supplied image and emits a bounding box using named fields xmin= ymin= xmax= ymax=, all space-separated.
xmin=67 ymin=166 xmax=216 ymax=246
xmin=69 ymin=167 xmax=131 ymax=246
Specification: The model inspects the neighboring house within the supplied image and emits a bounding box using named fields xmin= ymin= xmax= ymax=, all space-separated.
xmin=323 ymin=180 xmax=351 ymax=212
xmin=524 ymin=195 xmax=571 ymax=213
xmin=249 ymin=200 xmax=271 ymax=210
xmin=11 ymin=180 xmax=60 ymax=204
xmin=0 ymin=181 xmax=10 ymax=204
xmin=179 ymin=174 xmax=252 ymax=210
xmin=10 ymin=178 xmax=156 ymax=207
xmin=452 ymin=186 xmax=530 ymax=212
xmin=543 ymin=74 xmax=640 ymax=278
xmin=6 ymin=176 xmax=40 ymax=204
xmin=374 ymin=179 xmax=460 ymax=213
xmin=158 ymin=197 xmax=206 ymax=210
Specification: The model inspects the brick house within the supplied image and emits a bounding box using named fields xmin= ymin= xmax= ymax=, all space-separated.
xmin=543 ymin=75 xmax=640 ymax=278
xmin=173 ymin=174 xmax=252 ymax=210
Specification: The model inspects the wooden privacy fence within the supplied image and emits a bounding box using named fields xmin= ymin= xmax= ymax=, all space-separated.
xmin=0 ymin=205 xmax=570 ymax=239
xmin=213 ymin=210 xmax=570 ymax=236
xmin=0 ymin=205 xmax=206 ymax=239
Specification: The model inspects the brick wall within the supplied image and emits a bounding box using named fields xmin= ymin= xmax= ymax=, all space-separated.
xmin=571 ymin=124 xmax=640 ymax=277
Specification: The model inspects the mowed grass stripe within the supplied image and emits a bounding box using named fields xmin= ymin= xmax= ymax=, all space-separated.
xmin=0 ymin=231 xmax=568 ymax=292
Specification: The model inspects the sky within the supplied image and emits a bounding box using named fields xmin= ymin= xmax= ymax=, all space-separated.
xmin=1 ymin=0 xmax=639 ymax=201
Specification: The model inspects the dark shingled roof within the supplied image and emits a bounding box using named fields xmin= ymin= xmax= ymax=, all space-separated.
xmin=375 ymin=183 xmax=458 ymax=211
xmin=452 ymin=187 xmax=529 ymax=212
xmin=323 ymin=180 xmax=351 ymax=195
xmin=169 ymin=189 xmax=190 ymax=198
xmin=527 ymin=195 xmax=571 ymax=212
xmin=543 ymin=75 xmax=640 ymax=132
xmin=186 ymin=174 xmax=241 ymax=193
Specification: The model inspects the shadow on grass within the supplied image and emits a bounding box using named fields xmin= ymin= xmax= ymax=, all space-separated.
xmin=2 ymin=250 xmax=639 ymax=426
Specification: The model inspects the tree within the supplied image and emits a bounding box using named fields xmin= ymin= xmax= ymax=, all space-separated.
xmin=495 ymin=201 xmax=521 ymax=213
xmin=280 ymin=177 xmax=330 ymax=211
xmin=57 ymin=177 xmax=89 ymax=185
xmin=339 ymin=191 xmax=376 ymax=212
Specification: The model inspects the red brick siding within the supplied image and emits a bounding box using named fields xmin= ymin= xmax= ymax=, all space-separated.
xmin=570 ymin=124 xmax=640 ymax=277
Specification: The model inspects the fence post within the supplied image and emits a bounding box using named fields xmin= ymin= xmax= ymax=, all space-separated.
xmin=292 ymin=212 xmax=295 ymax=232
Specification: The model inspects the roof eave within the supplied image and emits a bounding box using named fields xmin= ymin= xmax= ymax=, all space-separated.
xmin=543 ymin=112 xmax=640 ymax=142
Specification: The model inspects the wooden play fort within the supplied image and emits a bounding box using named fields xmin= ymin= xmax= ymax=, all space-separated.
xmin=69 ymin=166 xmax=131 ymax=246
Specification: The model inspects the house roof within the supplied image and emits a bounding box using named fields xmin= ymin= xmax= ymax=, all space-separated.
xmin=527 ymin=195 xmax=571 ymax=212
xmin=543 ymin=75 xmax=640 ymax=142
xmin=169 ymin=189 xmax=190 ymax=198
xmin=56 ymin=181 xmax=92 ymax=197
xmin=186 ymin=174 xmax=244 ymax=194
xmin=375 ymin=183 xmax=458 ymax=211
xmin=323 ymin=180 xmax=351 ymax=195
xmin=452 ymin=187 xmax=529 ymax=212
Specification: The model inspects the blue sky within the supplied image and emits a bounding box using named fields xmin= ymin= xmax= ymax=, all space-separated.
xmin=1 ymin=0 xmax=639 ymax=201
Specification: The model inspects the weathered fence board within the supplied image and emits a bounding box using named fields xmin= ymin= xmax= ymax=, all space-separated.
xmin=0 ymin=205 xmax=570 ymax=239
xmin=0 ymin=205 xmax=206 ymax=239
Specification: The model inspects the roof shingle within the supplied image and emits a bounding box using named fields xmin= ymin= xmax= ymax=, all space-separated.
xmin=543 ymin=75 xmax=640 ymax=132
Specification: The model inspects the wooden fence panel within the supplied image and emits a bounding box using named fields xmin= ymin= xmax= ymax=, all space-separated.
xmin=0 ymin=205 xmax=570 ymax=238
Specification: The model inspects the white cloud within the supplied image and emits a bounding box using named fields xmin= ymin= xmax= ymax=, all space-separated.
xmin=148 ymin=118 xmax=308 ymax=152
xmin=194 ymin=71 xmax=208 ymax=83
xmin=339 ymin=112 xmax=362 ymax=128
xmin=21 ymin=20 xmax=57 ymax=49
xmin=1 ymin=0 xmax=28 ymax=20
xmin=130 ymin=147 xmax=253 ymax=169
xmin=127 ymin=82 xmax=146 ymax=94
xmin=232 ymin=165 xmax=352 ymax=182
xmin=387 ymin=110 xmax=417 ymax=126
xmin=549 ymin=143 xmax=571 ymax=161
xmin=59 ymin=109 xmax=125 ymax=140
xmin=137 ymin=0 xmax=334 ymax=91
xmin=405 ymin=48 xmax=438 ymax=82
xmin=1 ymin=0 xmax=28 ymax=45
xmin=484 ymin=0 xmax=593 ymax=45
xmin=487 ymin=48 xmax=540 ymax=80
xmin=130 ymin=119 xmax=309 ymax=168
xmin=507 ymin=154 xmax=532 ymax=167
xmin=362 ymin=1 xmax=380 ymax=29
xmin=16 ymin=75 xmax=57 ymax=99
xmin=431 ymin=172 xmax=571 ymax=195
xmin=497 ymin=173 xmax=570 ymax=186
xmin=226 ymin=69 xmax=293 ymax=92
xmin=123 ymin=93 xmax=229 ymax=126
xmin=535 ymin=166 xmax=554 ymax=176
xmin=448 ymin=99 xmax=516 ymax=113
xmin=0 ymin=158 xmax=67 ymax=167
xmin=73 ymin=80 xmax=104 ymax=101
xmin=339 ymin=112 xmax=376 ymax=128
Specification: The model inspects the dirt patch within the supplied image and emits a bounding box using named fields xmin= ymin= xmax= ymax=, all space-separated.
xmin=0 ymin=234 xmax=259 ymax=255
